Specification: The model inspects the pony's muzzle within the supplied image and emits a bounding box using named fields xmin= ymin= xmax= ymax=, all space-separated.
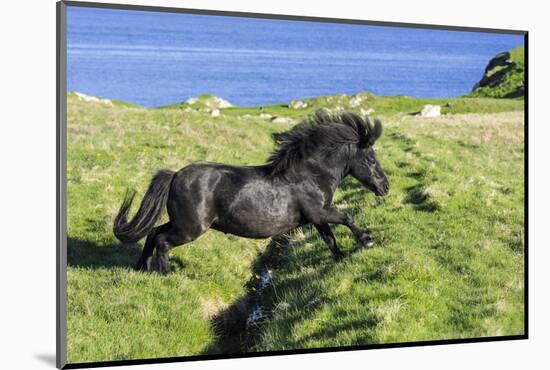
xmin=376 ymin=181 xmax=390 ymax=196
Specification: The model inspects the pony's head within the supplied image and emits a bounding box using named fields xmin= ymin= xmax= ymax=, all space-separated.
xmin=267 ymin=111 xmax=389 ymax=196
xmin=347 ymin=116 xmax=389 ymax=196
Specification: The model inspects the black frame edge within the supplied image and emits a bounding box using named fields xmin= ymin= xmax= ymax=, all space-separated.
xmin=57 ymin=1 xmax=68 ymax=369
xmin=523 ymin=32 xmax=529 ymax=338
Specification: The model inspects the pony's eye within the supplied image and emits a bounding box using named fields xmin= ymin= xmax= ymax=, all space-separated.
xmin=366 ymin=157 xmax=376 ymax=165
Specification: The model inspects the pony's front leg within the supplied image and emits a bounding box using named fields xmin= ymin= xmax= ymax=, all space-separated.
xmin=314 ymin=224 xmax=345 ymax=261
xmin=315 ymin=207 xmax=374 ymax=249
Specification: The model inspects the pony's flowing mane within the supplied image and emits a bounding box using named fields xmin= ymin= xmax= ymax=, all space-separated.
xmin=266 ymin=111 xmax=381 ymax=177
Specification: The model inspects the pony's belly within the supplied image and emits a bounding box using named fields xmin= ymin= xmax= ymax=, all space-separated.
xmin=212 ymin=213 xmax=300 ymax=239
xmin=212 ymin=180 xmax=301 ymax=238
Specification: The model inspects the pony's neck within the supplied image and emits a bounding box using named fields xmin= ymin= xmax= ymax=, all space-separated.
xmin=301 ymin=152 xmax=349 ymax=194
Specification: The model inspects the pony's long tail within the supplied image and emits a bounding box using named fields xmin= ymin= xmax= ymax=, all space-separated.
xmin=113 ymin=169 xmax=176 ymax=243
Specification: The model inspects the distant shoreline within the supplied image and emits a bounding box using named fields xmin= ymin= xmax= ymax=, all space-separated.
xmin=67 ymin=90 xmax=484 ymax=110
xmin=67 ymin=90 xmax=524 ymax=119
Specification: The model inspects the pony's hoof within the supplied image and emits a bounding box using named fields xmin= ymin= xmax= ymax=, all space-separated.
xmin=134 ymin=261 xmax=146 ymax=271
xmin=358 ymin=233 xmax=374 ymax=248
xmin=134 ymin=257 xmax=153 ymax=272
xmin=158 ymin=264 xmax=171 ymax=275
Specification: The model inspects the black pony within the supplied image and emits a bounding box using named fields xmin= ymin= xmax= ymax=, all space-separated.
xmin=114 ymin=111 xmax=389 ymax=274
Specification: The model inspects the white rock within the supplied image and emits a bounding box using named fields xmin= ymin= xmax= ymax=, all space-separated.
xmin=211 ymin=109 xmax=220 ymax=117
xmin=73 ymin=91 xmax=113 ymax=106
xmin=361 ymin=108 xmax=375 ymax=116
xmin=350 ymin=95 xmax=363 ymax=107
xmin=290 ymin=100 xmax=308 ymax=109
xmin=259 ymin=113 xmax=273 ymax=120
xmin=419 ymin=104 xmax=441 ymax=118
xmin=185 ymin=95 xmax=233 ymax=109
xmin=210 ymin=97 xmax=233 ymax=108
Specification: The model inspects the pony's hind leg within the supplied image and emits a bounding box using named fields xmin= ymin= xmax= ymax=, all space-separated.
xmin=155 ymin=170 xmax=217 ymax=274
xmin=154 ymin=223 xmax=208 ymax=275
xmin=134 ymin=223 xmax=170 ymax=271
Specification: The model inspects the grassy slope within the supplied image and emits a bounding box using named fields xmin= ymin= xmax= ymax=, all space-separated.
xmin=67 ymin=94 xmax=524 ymax=363
xmin=470 ymin=45 xmax=525 ymax=99
xmin=250 ymin=113 xmax=524 ymax=350
xmin=67 ymin=97 xmax=291 ymax=362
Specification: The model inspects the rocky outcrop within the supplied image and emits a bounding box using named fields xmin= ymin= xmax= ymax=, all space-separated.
xmin=470 ymin=46 xmax=524 ymax=99
xmin=472 ymin=52 xmax=511 ymax=90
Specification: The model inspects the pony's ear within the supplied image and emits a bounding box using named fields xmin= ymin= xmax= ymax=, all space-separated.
xmin=370 ymin=119 xmax=383 ymax=145
xmin=360 ymin=118 xmax=383 ymax=147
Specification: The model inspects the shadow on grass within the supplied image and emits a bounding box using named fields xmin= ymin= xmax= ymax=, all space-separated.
xmin=67 ymin=214 xmax=142 ymax=269
xmin=298 ymin=313 xmax=379 ymax=344
xmin=202 ymin=181 xmax=383 ymax=355
xmin=68 ymin=215 xmax=189 ymax=270
xmin=201 ymin=234 xmax=293 ymax=354
xmin=404 ymin=184 xmax=441 ymax=213
xmin=67 ymin=237 xmax=140 ymax=269
xmin=68 ymin=237 xmax=187 ymax=271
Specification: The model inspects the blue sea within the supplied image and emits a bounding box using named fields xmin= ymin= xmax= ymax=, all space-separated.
xmin=67 ymin=7 xmax=524 ymax=107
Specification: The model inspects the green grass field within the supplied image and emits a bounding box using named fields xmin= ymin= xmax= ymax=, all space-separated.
xmin=66 ymin=93 xmax=524 ymax=363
